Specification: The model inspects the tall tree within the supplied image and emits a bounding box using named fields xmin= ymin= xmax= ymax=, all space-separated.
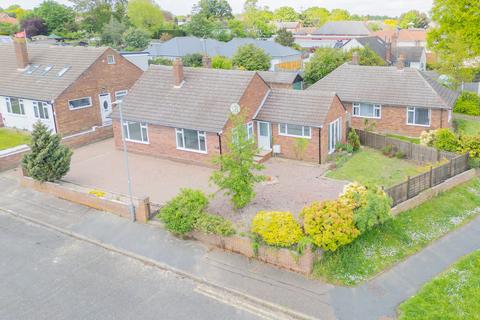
xmin=329 ymin=9 xmax=350 ymax=21
xmin=275 ymin=28 xmax=294 ymax=47
xmin=301 ymin=7 xmax=329 ymax=27
xmin=100 ymin=16 xmax=126 ymax=47
xmin=127 ymin=0 xmax=164 ymax=37
xmin=20 ymin=17 xmax=47 ymax=37
xmin=123 ymin=27 xmax=150 ymax=50
xmin=241 ymin=0 xmax=274 ymax=38
xmin=273 ymin=6 xmax=299 ymax=22
xmin=232 ymin=44 xmax=271 ymax=71
xmin=304 ymin=48 xmax=346 ymax=85
xmin=70 ymin=0 xmax=127 ymax=33
xmin=399 ymin=10 xmax=429 ymax=29
xmin=192 ymin=0 xmax=232 ymax=21
xmin=33 ymin=0 xmax=76 ymax=34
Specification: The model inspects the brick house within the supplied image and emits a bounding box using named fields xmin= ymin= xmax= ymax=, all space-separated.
xmin=308 ymin=62 xmax=459 ymax=137
xmin=111 ymin=59 xmax=346 ymax=166
xmin=0 ymin=38 xmax=143 ymax=140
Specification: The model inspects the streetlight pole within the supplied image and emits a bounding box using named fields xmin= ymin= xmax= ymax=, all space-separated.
xmin=113 ymin=99 xmax=136 ymax=222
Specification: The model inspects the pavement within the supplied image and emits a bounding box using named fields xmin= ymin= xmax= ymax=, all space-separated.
xmin=1 ymin=173 xmax=480 ymax=320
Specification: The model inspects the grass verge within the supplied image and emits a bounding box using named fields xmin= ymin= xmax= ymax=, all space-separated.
xmin=454 ymin=118 xmax=480 ymax=136
xmin=0 ymin=128 xmax=30 ymax=151
xmin=313 ymin=178 xmax=480 ymax=286
xmin=386 ymin=133 xmax=420 ymax=144
xmin=398 ymin=250 xmax=480 ymax=319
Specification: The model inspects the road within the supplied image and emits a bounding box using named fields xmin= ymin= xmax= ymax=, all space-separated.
xmin=0 ymin=213 xmax=262 ymax=320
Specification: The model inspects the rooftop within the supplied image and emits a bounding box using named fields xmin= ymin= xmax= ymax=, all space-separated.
xmin=313 ymin=21 xmax=371 ymax=36
xmin=258 ymin=71 xmax=302 ymax=84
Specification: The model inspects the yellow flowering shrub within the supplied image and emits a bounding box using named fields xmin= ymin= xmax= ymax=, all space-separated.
xmin=339 ymin=182 xmax=368 ymax=210
xmin=300 ymin=200 xmax=360 ymax=252
xmin=251 ymin=211 xmax=303 ymax=247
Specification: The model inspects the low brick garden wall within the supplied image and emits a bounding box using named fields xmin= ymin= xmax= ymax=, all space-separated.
xmin=0 ymin=145 xmax=29 ymax=172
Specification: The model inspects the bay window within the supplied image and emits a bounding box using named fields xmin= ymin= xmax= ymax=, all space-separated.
xmin=407 ymin=107 xmax=430 ymax=126
xmin=352 ymin=102 xmax=381 ymax=119
xmin=123 ymin=121 xmax=148 ymax=143
xmin=279 ymin=123 xmax=311 ymax=138
xmin=6 ymin=97 xmax=25 ymax=115
xmin=176 ymin=128 xmax=207 ymax=153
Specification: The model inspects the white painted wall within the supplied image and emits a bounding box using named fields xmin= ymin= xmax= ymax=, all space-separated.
xmin=0 ymin=96 xmax=56 ymax=133
xmin=341 ymin=39 xmax=363 ymax=52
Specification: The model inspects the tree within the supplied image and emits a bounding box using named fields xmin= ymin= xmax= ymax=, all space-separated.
xmin=329 ymin=9 xmax=350 ymax=21
xmin=241 ymin=0 xmax=274 ymax=38
xmin=22 ymin=122 xmax=73 ymax=182
xmin=301 ymin=7 xmax=329 ymax=27
xmin=275 ymin=28 xmax=294 ymax=47
xmin=5 ymin=5 xmax=29 ymax=20
xmin=346 ymin=47 xmax=385 ymax=66
xmin=304 ymin=48 xmax=346 ymax=85
xmin=100 ymin=17 xmax=126 ymax=47
xmin=123 ymin=28 xmax=150 ymax=50
xmin=183 ymin=53 xmax=203 ymax=67
xmin=0 ymin=22 xmax=19 ymax=35
xmin=184 ymin=13 xmax=217 ymax=38
xmin=127 ymin=0 xmax=164 ymax=37
xmin=399 ymin=10 xmax=429 ymax=29
xmin=212 ymin=55 xmax=232 ymax=69
xmin=192 ymin=0 xmax=232 ymax=20
xmin=72 ymin=0 xmax=114 ymax=33
xmin=210 ymin=113 xmax=264 ymax=209
xmin=273 ymin=6 xmax=298 ymax=22
xmin=232 ymin=44 xmax=271 ymax=71
xmin=33 ymin=0 xmax=76 ymax=34
xmin=20 ymin=17 xmax=47 ymax=37
xmin=227 ymin=18 xmax=247 ymax=38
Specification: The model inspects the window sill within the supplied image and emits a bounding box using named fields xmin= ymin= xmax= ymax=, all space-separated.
xmin=125 ymin=138 xmax=149 ymax=145
xmin=278 ymin=133 xmax=312 ymax=139
xmin=6 ymin=113 xmax=27 ymax=117
xmin=352 ymin=115 xmax=381 ymax=119
xmin=69 ymin=105 xmax=93 ymax=111
xmin=176 ymin=147 xmax=208 ymax=154
xmin=406 ymin=123 xmax=430 ymax=128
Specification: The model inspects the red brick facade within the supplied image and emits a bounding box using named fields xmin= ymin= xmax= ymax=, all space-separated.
xmin=345 ymin=103 xmax=451 ymax=137
xmin=320 ymin=96 xmax=348 ymax=163
xmin=54 ymin=48 xmax=142 ymax=136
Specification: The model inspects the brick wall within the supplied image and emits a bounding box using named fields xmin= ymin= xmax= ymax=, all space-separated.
xmin=62 ymin=125 xmax=113 ymax=148
xmin=271 ymin=123 xmax=320 ymax=162
xmin=320 ymin=95 xmax=348 ymax=163
xmin=54 ymin=48 xmax=143 ymax=136
xmin=345 ymin=103 xmax=450 ymax=137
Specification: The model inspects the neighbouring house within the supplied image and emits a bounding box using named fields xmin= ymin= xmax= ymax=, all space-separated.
xmin=110 ymin=60 xmax=346 ymax=166
xmin=0 ymin=12 xmax=18 ymax=25
xmin=373 ymin=28 xmax=427 ymax=47
xmin=0 ymin=35 xmax=12 ymax=44
xmin=294 ymin=21 xmax=371 ymax=49
xmin=120 ymin=51 xmax=149 ymax=71
xmin=274 ymin=21 xmax=303 ymax=33
xmin=393 ymin=46 xmax=427 ymax=71
xmin=308 ymin=60 xmax=459 ymax=137
xmin=0 ymin=38 xmax=143 ymax=139
xmin=258 ymin=71 xmax=304 ymax=90
xmin=341 ymin=36 xmax=389 ymax=64
xmin=147 ymin=36 xmax=302 ymax=71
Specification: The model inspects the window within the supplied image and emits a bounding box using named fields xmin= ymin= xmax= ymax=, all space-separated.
xmin=33 ymin=101 xmax=49 ymax=119
xmin=6 ymin=97 xmax=25 ymax=115
xmin=247 ymin=122 xmax=254 ymax=140
xmin=122 ymin=121 xmax=148 ymax=143
xmin=40 ymin=64 xmax=54 ymax=76
xmin=24 ymin=64 xmax=40 ymax=75
xmin=279 ymin=123 xmax=311 ymax=138
xmin=115 ymin=90 xmax=128 ymax=101
xmin=407 ymin=107 xmax=430 ymax=126
xmin=107 ymin=55 xmax=115 ymax=64
xmin=352 ymin=103 xmax=381 ymax=119
xmin=57 ymin=65 xmax=71 ymax=77
xmin=328 ymin=118 xmax=342 ymax=153
xmin=68 ymin=97 xmax=92 ymax=110
xmin=176 ymin=128 xmax=207 ymax=153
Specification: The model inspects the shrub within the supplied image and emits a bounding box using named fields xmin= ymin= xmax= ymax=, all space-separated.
xmin=251 ymin=211 xmax=303 ymax=247
xmin=433 ymin=129 xmax=460 ymax=152
xmin=293 ymin=138 xmax=309 ymax=160
xmin=212 ymin=55 xmax=233 ymax=69
xmin=454 ymin=92 xmax=480 ymax=116
xmin=335 ymin=142 xmax=353 ymax=153
xmin=149 ymin=57 xmax=173 ymax=66
xmin=232 ymin=44 xmax=271 ymax=71
xmin=300 ymin=200 xmax=360 ymax=252
xmin=338 ymin=182 xmax=368 ymax=210
xmin=420 ymin=130 xmax=436 ymax=146
xmin=348 ymin=129 xmax=361 ymax=152
xmin=460 ymin=134 xmax=480 ymax=159
xmin=195 ymin=213 xmax=236 ymax=236
xmin=158 ymin=189 xmax=208 ymax=235
xmin=382 ymin=144 xmax=395 ymax=157
xmin=353 ymin=187 xmax=392 ymax=233
xmin=123 ymin=28 xmax=150 ymax=50
xmin=183 ymin=53 xmax=203 ymax=67
xmin=395 ymin=150 xmax=406 ymax=159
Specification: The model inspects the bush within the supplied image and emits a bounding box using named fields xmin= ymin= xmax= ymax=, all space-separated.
xmin=123 ymin=28 xmax=150 ymax=50
xmin=251 ymin=211 xmax=303 ymax=247
xmin=183 ymin=53 xmax=203 ymax=67
xmin=195 ymin=213 xmax=236 ymax=236
xmin=212 ymin=55 xmax=233 ymax=69
xmin=158 ymin=189 xmax=208 ymax=235
xmin=149 ymin=57 xmax=173 ymax=66
xmin=300 ymin=200 xmax=360 ymax=252
xmin=293 ymin=138 xmax=309 ymax=159
xmin=348 ymin=129 xmax=361 ymax=152
xmin=454 ymin=92 xmax=480 ymax=116
xmin=232 ymin=44 xmax=271 ymax=71
xmin=335 ymin=142 xmax=353 ymax=153
xmin=382 ymin=144 xmax=395 ymax=157
xmin=420 ymin=130 xmax=436 ymax=146
xmin=460 ymin=134 xmax=480 ymax=159
xmin=433 ymin=129 xmax=460 ymax=152
xmin=395 ymin=150 xmax=406 ymax=159
xmin=353 ymin=188 xmax=392 ymax=233
xmin=338 ymin=182 xmax=368 ymax=210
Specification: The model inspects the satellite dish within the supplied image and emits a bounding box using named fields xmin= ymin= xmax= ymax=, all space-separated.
xmin=230 ymin=103 xmax=240 ymax=115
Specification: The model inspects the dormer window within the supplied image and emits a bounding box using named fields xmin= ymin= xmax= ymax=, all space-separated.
xmin=107 ymin=55 xmax=115 ymax=64
xmin=57 ymin=65 xmax=71 ymax=77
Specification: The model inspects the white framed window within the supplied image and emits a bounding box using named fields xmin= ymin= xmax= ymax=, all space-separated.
xmin=352 ymin=102 xmax=381 ymax=119
xmin=122 ymin=121 xmax=148 ymax=143
xmin=68 ymin=97 xmax=92 ymax=110
xmin=33 ymin=101 xmax=50 ymax=119
xmin=407 ymin=107 xmax=430 ymax=127
xmin=107 ymin=55 xmax=116 ymax=64
xmin=279 ymin=123 xmax=311 ymax=139
xmin=175 ymin=128 xmax=207 ymax=153
xmin=448 ymin=109 xmax=452 ymax=123
xmin=115 ymin=90 xmax=128 ymax=101
xmin=6 ymin=97 xmax=25 ymax=115
xmin=247 ymin=122 xmax=254 ymax=140
xmin=328 ymin=117 xmax=342 ymax=154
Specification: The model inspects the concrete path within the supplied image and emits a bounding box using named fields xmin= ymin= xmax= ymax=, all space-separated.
xmin=1 ymin=174 xmax=479 ymax=320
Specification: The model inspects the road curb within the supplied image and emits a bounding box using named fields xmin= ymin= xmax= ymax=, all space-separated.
xmin=0 ymin=207 xmax=317 ymax=320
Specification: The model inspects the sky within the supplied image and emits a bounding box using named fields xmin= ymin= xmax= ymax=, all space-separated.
xmin=2 ymin=0 xmax=434 ymax=17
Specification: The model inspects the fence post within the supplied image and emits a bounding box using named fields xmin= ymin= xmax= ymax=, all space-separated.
xmin=406 ymin=176 xmax=411 ymax=200
xmin=429 ymin=166 xmax=433 ymax=188
xmin=409 ymin=143 xmax=413 ymax=159
xmin=449 ymin=159 xmax=454 ymax=178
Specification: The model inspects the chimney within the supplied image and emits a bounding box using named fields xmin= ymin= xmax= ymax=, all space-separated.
xmin=396 ymin=54 xmax=405 ymax=70
xmin=173 ymin=58 xmax=184 ymax=87
xmin=202 ymin=55 xmax=211 ymax=68
xmin=386 ymin=41 xmax=392 ymax=63
xmin=13 ymin=37 xmax=29 ymax=69
xmin=351 ymin=52 xmax=359 ymax=65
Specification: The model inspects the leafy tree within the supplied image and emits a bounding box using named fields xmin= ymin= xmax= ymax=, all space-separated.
xmin=5 ymin=5 xmax=29 ymax=20
xmin=304 ymin=48 xmax=346 ymax=85
xmin=399 ymin=10 xmax=429 ymax=29
xmin=22 ymin=122 xmax=73 ymax=182
xmin=329 ymin=9 xmax=350 ymax=21
xmin=70 ymin=0 xmax=115 ymax=33
xmin=275 ymin=28 xmax=294 ymax=47
xmin=192 ymin=0 xmax=232 ymax=20
xmin=0 ymin=22 xmax=19 ymax=35
xmin=127 ymin=0 xmax=164 ymax=37
xmin=384 ymin=19 xmax=398 ymax=29
xmin=184 ymin=13 xmax=217 ymax=38
xmin=241 ymin=0 xmax=274 ymax=38
xmin=33 ymin=0 xmax=76 ymax=34
xmin=211 ymin=113 xmax=264 ymax=209
xmin=149 ymin=57 xmax=173 ymax=66
xmin=183 ymin=53 xmax=203 ymax=67
xmin=227 ymin=19 xmax=247 ymax=38
xmin=100 ymin=16 xmax=126 ymax=47
xmin=301 ymin=7 xmax=329 ymax=27
xmin=273 ymin=6 xmax=298 ymax=22
xmin=123 ymin=28 xmax=150 ymax=50
xmin=232 ymin=44 xmax=271 ymax=71
xmin=368 ymin=22 xmax=381 ymax=32
xmin=212 ymin=55 xmax=232 ymax=69
xmin=20 ymin=17 xmax=47 ymax=37
xmin=346 ymin=47 xmax=385 ymax=66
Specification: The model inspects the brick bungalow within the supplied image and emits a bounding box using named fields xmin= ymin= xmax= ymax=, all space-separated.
xmin=111 ymin=59 xmax=346 ymax=166
xmin=0 ymin=38 xmax=143 ymax=140
xmin=308 ymin=60 xmax=459 ymax=137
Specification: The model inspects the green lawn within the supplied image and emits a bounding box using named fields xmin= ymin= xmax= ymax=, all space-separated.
xmin=398 ymin=250 xmax=480 ymax=319
xmin=313 ymin=178 xmax=480 ymax=286
xmin=386 ymin=133 xmax=420 ymax=144
xmin=326 ymin=148 xmax=424 ymax=187
xmin=0 ymin=128 xmax=30 ymax=151
xmin=454 ymin=118 xmax=480 ymax=136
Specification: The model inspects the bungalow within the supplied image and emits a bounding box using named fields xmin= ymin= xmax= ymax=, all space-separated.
xmin=0 ymin=38 xmax=142 ymax=138
xmin=110 ymin=59 xmax=346 ymax=166
xmin=308 ymin=60 xmax=459 ymax=137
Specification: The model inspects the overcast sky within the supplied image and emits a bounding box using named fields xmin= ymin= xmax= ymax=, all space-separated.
xmin=2 ymin=0 xmax=433 ymax=17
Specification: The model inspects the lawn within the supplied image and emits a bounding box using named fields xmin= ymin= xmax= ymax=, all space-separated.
xmin=454 ymin=118 xmax=480 ymax=136
xmin=326 ymin=148 xmax=424 ymax=187
xmin=0 ymin=128 xmax=30 ymax=151
xmin=386 ymin=133 xmax=420 ymax=144
xmin=313 ymin=178 xmax=480 ymax=286
xmin=398 ymin=250 xmax=480 ymax=319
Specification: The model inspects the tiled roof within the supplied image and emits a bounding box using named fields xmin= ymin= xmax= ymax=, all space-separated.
xmin=348 ymin=36 xmax=387 ymax=61
xmin=393 ymin=46 xmax=425 ymax=63
xmin=275 ymin=22 xmax=302 ymax=29
xmin=0 ymin=43 xmax=107 ymax=101
xmin=258 ymin=71 xmax=302 ymax=84
xmin=312 ymin=21 xmax=370 ymax=36
xmin=308 ymin=63 xmax=459 ymax=109
xmin=256 ymin=89 xmax=337 ymax=127
xmin=373 ymin=29 xmax=427 ymax=43
xmin=220 ymin=38 xmax=300 ymax=58
xmin=111 ymin=66 xmax=258 ymax=133
xmin=0 ymin=13 xmax=18 ymax=24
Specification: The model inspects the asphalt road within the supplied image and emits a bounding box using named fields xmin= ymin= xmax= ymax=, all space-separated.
xmin=0 ymin=213 xmax=262 ymax=320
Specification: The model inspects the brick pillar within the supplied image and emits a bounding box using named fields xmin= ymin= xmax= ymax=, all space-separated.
xmin=13 ymin=37 xmax=29 ymax=69
xmin=173 ymin=58 xmax=184 ymax=87
xmin=136 ymin=196 xmax=151 ymax=223
xmin=396 ymin=54 xmax=405 ymax=70
xmin=202 ymin=55 xmax=211 ymax=68
xmin=351 ymin=52 xmax=359 ymax=65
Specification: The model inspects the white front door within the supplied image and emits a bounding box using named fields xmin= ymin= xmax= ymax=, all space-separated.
xmin=99 ymin=93 xmax=112 ymax=124
xmin=257 ymin=121 xmax=271 ymax=151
